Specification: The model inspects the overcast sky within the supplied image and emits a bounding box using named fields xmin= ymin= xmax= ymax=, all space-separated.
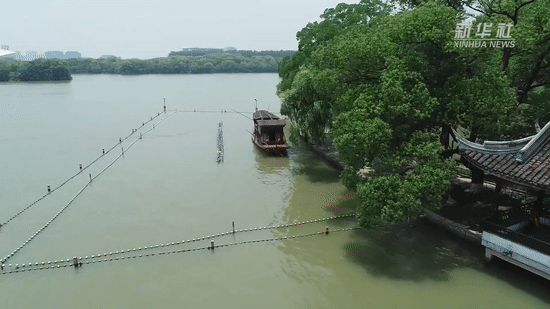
xmin=1 ymin=0 xmax=361 ymax=59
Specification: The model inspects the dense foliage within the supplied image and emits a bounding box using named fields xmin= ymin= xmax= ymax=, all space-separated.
xmin=67 ymin=51 xmax=293 ymax=75
xmin=277 ymin=0 xmax=550 ymax=227
xmin=1 ymin=50 xmax=295 ymax=80
xmin=0 ymin=58 xmax=72 ymax=82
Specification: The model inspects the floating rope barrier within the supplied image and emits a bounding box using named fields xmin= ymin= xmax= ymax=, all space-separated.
xmin=0 ymin=215 xmax=359 ymax=276
xmin=1 ymin=111 xmax=164 ymax=227
xmin=0 ymin=106 xmax=351 ymax=276
xmin=0 ymin=111 xmax=177 ymax=265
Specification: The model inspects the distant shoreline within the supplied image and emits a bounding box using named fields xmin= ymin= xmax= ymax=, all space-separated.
xmin=66 ymin=52 xmax=289 ymax=75
xmin=1 ymin=49 xmax=295 ymax=81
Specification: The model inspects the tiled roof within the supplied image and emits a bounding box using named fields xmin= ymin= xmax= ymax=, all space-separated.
xmin=453 ymin=122 xmax=550 ymax=191
xmin=253 ymin=110 xmax=279 ymax=120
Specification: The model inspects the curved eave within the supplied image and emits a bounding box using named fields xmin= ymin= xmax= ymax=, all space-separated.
xmin=452 ymin=128 xmax=532 ymax=155
xmin=453 ymin=126 xmax=550 ymax=191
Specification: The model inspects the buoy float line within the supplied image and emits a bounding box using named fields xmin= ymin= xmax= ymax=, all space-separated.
xmin=0 ymin=111 xmax=177 ymax=264
xmin=1 ymin=212 xmax=355 ymax=266
xmin=0 ymin=180 xmax=92 ymax=264
xmin=216 ymin=122 xmax=224 ymax=163
xmin=0 ymin=226 xmax=361 ymax=276
xmin=0 ymin=111 xmax=165 ymax=227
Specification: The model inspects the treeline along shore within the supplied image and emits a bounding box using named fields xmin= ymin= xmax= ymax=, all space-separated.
xmin=0 ymin=49 xmax=295 ymax=81
xmin=0 ymin=58 xmax=72 ymax=82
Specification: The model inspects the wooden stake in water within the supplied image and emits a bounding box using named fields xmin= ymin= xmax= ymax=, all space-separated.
xmin=232 ymin=221 xmax=235 ymax=234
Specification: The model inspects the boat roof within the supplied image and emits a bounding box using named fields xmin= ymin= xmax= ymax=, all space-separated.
xmin=256 ymin=119 xmax=286 ymax=127
xmin=253 ymin=110 xmax=285 ymax=127
xmin=253 ymin=110 xmax=280 ymax=120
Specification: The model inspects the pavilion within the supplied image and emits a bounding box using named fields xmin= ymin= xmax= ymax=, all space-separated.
xmin=453 ymin=121 xmax=550 ymax=279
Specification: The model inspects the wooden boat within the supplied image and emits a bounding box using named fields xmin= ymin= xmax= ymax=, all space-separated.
xmin=252 ymin=110 xmax=288 ymax=156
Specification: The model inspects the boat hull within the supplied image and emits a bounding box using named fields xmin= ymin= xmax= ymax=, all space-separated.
xmin=252 ymin=136 xmax=288 ymax=156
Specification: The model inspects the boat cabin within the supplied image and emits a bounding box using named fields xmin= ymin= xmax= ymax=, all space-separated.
xmin=252 ymin=110 xmax=288 ymax=156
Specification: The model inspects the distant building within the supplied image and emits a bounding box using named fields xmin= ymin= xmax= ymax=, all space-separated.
xmin=65 ymin=51 xmax=81 ymax=59
xmin=1 ymin=45 xmax=14 ymax=57
xmin=44 ymin=51 xmax=82 ymax=59
xmin=28 ymin=51 xmax=45 ymax=61
xmin=223 ymin=46 xmax=237 ymax=51
xmin=181 ymin=47 xmax=220 ymax=51
xmin=1 ymin=45 xmax=16 ymax=58
xmin=12 ymin=51 xmax=45 ymax=61
xmin=0 ymin=49 xmax=15 ymax=57
xmin=5 ymin=51 xmax=21 ymax=60
xmin=45 ymin=51 xmax=65 ymax=59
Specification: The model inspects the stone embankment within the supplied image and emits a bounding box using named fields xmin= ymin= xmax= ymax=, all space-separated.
xmin=310 ymin=141 xmax=483 ymax=246
xmin=311 ymin=142 xmax=345 ymax=170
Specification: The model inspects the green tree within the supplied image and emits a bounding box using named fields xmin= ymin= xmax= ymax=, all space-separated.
xmin=277 ymin=0 xmax=550 ymax=227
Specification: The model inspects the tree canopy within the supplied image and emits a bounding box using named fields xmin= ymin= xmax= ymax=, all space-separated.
xmin=1 ymin=50 xmax=295 ymax=80
xmin=277 ymin=0 xmax=550 ymax=227
xmin=67 ymin=51 xmax=292 ymax=75
xmin=0 ymin=58 xmax=72 ymax=82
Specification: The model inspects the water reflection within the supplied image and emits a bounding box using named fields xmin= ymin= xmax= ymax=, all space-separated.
xmin=343 ymin=222 xmax=482 ymax=282
xmin=276 ymin=144 xmax=550 ymax=307
xmin=289 ymin=147 xmax=341 ymax=183
xmin=253 ymin=147 xmax=290 ymax=175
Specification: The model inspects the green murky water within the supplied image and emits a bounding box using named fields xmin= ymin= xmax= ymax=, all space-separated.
xmin=1 ymin=74 xmax=549 ymax=308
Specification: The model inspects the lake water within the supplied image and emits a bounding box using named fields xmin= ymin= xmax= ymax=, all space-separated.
xmin=1 ymin=74 xmax=549 ymax=308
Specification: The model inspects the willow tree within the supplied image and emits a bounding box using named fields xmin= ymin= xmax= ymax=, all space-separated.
xmin=278 ymin=0 xmax=393 ymax=144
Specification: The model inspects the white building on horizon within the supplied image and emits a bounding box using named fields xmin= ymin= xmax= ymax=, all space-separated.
xmin=0 ymin=45 xmax=15 ymax=57
xmin=0 ymin=49 xmax=15 ymax=57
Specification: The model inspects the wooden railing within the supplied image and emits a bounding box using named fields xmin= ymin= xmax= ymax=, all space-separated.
xmin=482 ymin=218 xmax=550 ymax=256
